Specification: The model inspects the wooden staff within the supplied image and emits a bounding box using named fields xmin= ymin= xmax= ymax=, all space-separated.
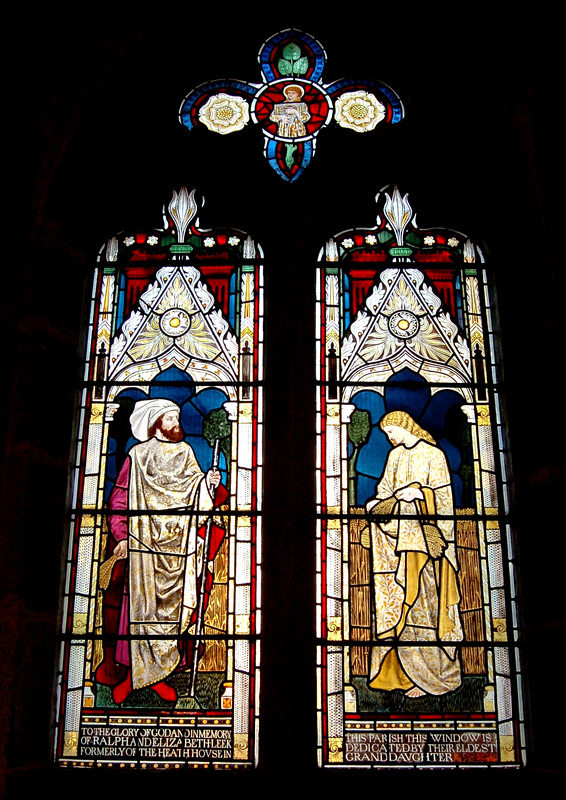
xmin=190 ymin=438 xmax=221 ymax=698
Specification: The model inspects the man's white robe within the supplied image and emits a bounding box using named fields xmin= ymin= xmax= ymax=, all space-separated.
xmin=127 ymin=438 xmax=213 ymax=690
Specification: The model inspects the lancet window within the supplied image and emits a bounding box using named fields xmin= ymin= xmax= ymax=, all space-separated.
xmin=316 ymin=187 xmax=525 ymax=769
xmin=55 ymin=188 xmax=263 ymax=769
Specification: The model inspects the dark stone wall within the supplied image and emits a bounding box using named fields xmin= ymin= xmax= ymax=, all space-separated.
xmin=3 ymin=7 xmax=563 ymax=795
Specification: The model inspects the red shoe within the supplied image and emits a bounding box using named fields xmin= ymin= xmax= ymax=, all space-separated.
xmin=112 ymin=672 xmax=132 ymax=704
xmin=95 ymin=654 xmax=126 ymax=687
xmin=152 ymin=680 xmax=177 ymax=702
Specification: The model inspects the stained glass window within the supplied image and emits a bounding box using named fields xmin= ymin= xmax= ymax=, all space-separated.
xmin=54 ymin=188 xmax=263 ymax=769
xmin=180 ymin=28 xmax=403 ymax=182
xmin=316 ymin=187 xmax=525 ymax=769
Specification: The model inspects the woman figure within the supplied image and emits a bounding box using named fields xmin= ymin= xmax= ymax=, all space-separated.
xmin=365 ymin=411 xmax=463 ymax=697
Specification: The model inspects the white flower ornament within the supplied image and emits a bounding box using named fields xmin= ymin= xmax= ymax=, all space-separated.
xmin=199 ymin=93 xmax=250 ymax=135
xmin=335 ymin=91 xmax=385 ymax=133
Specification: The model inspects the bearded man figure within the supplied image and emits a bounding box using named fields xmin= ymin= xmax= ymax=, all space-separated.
xmin=364 ymin=411 xmax=463 ymax=698
xmin=96 ymin=398 xmax=227 ymax=705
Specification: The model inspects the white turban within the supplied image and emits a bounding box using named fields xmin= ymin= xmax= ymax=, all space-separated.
xmin=130 ymin=399 xmax=180 ymax=442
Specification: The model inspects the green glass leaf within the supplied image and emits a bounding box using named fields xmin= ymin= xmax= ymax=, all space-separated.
xmin=293 ymin=56 xmax=309 ymax=75
xmin=278 ymin=58 xmax=292 ymax=76
xmin=282 ymin=42 xmax=301 ymax=61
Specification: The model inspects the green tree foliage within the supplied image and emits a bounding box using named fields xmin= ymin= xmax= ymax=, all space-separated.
xmin=203 ymin=408 xmax=231 ymax=488
xmin=347 ymin=409 xmax=371 ymax=506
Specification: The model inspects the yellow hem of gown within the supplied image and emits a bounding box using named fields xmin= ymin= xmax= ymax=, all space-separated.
xmin=369 ymin=649 xmax=413 ymax=691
